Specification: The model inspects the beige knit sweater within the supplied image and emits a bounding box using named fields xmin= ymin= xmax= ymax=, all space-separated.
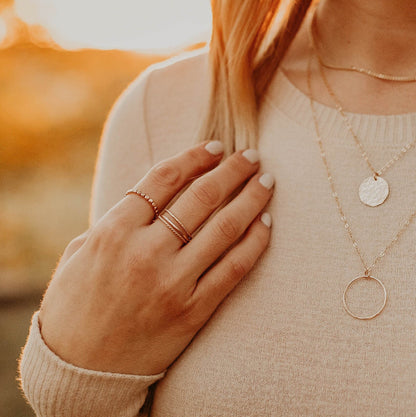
xmin=19 ymin=49 xmax=416 ymax=416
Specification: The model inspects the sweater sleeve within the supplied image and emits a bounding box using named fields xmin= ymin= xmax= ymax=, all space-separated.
xmin=19 ymin=311 xmax=165 ymax=417
xmin=89 ymin=65 xmax=156 ymax=225
xmin=18 ymin=67 xmax=167 ymax=416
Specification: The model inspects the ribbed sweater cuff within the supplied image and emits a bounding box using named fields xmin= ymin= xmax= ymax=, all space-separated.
xmin=19 ymin=311 xmax=166 ymax=417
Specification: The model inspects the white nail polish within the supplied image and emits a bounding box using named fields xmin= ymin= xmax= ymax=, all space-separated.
xmin=260 ymin=212 xmax=272 ymax=228
xmin=242 ymin=149 xmax=259 ymax=164
xmin=205 ymin=140 xmax=224 ymax=155
xmin=259 ymin=173 xmax=275 ymax=190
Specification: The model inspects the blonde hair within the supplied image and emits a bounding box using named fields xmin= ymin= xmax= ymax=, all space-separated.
xmin=199 ymin=0 xmax=313 ymax=156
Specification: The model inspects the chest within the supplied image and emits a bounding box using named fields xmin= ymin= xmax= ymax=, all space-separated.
xmin=149 ymin=114 xmax=416 ymax=416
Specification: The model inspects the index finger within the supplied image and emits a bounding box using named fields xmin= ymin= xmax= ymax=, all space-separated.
xmin=118 ymin=140 xmax=225 ymax=226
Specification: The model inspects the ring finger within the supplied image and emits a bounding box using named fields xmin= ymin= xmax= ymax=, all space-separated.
xmin=178 ymin=171 xmax=274 ymax=277
xmin=114 ymin=140 xmax=224 ymax=227
xmin=151 ymin=149 xmax=261 ymax=248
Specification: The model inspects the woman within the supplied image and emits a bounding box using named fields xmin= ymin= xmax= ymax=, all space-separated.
xmin=19 ymin=0 xmax=416 ymax=415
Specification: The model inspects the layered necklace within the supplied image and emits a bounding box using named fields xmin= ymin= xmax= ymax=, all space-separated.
xmin=305 ymin=11 xmax=416 ymax=319
xmin=309 ymin=8 xmax=416 ymax=207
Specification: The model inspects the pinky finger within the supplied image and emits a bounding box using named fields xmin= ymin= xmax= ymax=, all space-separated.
xmin=190 ymin=213 xmax=272 ymax=322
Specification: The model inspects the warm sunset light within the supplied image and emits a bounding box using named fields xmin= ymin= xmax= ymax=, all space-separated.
xmin=0 ymin=14 xmax=7 ymax=44
xmin=3 ymin=1 xmax=212 ymax=414
xmin=14 ymin=0 xmax=212 ymax=52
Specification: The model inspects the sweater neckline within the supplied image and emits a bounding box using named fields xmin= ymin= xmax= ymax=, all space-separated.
xmin=265 ymin=68 xmax=416 ymax=147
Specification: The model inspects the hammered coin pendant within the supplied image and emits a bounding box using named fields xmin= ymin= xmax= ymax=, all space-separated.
xmin=358 ymin=176 xmax=389 ymax=207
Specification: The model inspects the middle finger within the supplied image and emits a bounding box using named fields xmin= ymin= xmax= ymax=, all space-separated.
xmin=151 ymin=149 xmax=261 ymax=248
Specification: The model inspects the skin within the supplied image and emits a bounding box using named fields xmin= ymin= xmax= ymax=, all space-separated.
xmin=39 ymin=141 xmax=274 ymax=375
xmin=281 ymin=0 xmax=416 ymax=115
xmin=38 ymin=0 xmax=416 ymax=378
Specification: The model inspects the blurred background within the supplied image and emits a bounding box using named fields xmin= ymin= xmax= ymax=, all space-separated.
xmin=0 ymin=0 xmax=211 ymax=414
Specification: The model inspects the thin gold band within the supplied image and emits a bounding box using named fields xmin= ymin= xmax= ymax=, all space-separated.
xmin=164 ymin=209 xmax=192 ymax=241
xmin=158 ymin=209 xmax=192 ymax=244
xmin=158 ymin=214 xmax=190 ymax=244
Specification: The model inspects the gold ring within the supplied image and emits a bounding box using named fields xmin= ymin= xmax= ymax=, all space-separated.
xmin=125 ymin=189 xmax=159 ymax=220
xmin=157 ymin=209 xmax=192 ymax=244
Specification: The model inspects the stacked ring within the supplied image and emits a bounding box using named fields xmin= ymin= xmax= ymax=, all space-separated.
xmin=158 ymin=209 xmax=192 ymax=244
xmin=124 ymin=188 xmax=192 ymax=245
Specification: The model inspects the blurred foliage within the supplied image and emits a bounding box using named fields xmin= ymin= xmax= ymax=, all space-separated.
xmin=0 ymin=3 xmax=206 ymax=413
xmin=0 ymin=42 xmax=164 ymax=297
xmin=0 ymin=18 xmax=165 ymax=415
xmin=1 ymin=301 xmax=40 ymax=416
xmin=0 ymin=43 xmax=162 ymax=174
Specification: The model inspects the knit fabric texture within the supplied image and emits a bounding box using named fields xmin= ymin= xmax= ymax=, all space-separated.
xmin=19 ymin=49 xmax=416 ymax=416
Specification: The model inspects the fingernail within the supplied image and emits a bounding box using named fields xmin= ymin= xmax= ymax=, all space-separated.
xmin=261 ymin=212 xmax=272 ymax=228
xmin=242 ymin=149 xmax=259 ymax=164
xmin=259 ymin=173 xmax=275 ymax=190
xmin=205 ymin=140 xmax=224 ymax=155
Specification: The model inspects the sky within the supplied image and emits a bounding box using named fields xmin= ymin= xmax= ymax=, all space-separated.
xmin=13 ymin=0 xmax=212 ymax=53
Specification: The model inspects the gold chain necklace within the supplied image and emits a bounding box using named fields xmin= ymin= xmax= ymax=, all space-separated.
xmin=307 ymin=51 xmax=416 ymax=320
xmin=308 ymin=16 xmax=416 ymax=207
xmin=309 ymin=6 xmax=416 ymax=82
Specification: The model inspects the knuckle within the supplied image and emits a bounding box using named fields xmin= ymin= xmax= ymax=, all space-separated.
xmin=175 ymin=297 xmax=205 ymax=331
xmin=228 ymin=257 xmax=251 ymax=278
xmin=151 ymin=161 xmax=181 ymax=188
xmin=160 ymin=284 xmax=186 ymax=319
xmin=65 ymin=232 xmax=88 ymax=253
xmin=187 ymin=146 xmax=207 ymax=170
xmin=90 ymin=216 xmax=126 ymax=248
xmin=189 ymin=179 xmax=221 ymax=208
xmin=228 ymin=153 xmax=250 ymax=174
xmin=153 ymin=278 xmax=200 ymax=331
xmin=213 ymin=216 xmax=241 ymax=242
xmin=125 ymin=246 xmax=155 ymax=273
xmin=183 ymin=308 xmax=206 ymax=332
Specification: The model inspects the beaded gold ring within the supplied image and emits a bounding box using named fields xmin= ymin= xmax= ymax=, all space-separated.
xmin=124 ymin=189 xmax=159 ymax=220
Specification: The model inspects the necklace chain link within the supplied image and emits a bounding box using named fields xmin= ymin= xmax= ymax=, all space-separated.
xmin=309 ymin=6 xmax=416 ymax=82
xmin=318 ymin=61 xmax=416 ymax=177
xmin=307 ymin=51 xmax=416 ymax=276
xmin=308 ymin=13 xmax=416 ymax=178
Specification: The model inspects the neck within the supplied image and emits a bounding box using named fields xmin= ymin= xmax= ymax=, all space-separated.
xmin=316 ymin=0 xmax=416 ymax=75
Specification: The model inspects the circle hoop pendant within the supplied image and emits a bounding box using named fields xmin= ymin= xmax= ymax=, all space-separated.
xmin=359 ymin=176 xmax=389 ymax=207
xmin=342 ymin=275 xmax=387 ymax=320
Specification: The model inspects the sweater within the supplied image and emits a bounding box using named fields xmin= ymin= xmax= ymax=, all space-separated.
xmin=19 ymin=49 xmax=416 ymax=416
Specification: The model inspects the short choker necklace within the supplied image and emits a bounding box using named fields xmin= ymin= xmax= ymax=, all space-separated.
xmin=309 ymin=6 xmax=416 ymax=83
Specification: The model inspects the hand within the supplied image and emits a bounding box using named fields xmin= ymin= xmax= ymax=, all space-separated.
xmin=38 ymin=140 xmax=274 ymax=376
